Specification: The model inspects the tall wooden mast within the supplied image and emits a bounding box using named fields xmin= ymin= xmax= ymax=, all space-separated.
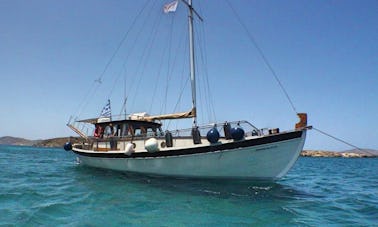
xmin=188 ymin=0 xmax=197 ymax=127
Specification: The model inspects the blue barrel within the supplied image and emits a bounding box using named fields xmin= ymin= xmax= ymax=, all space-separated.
xmin=207 ymin=127 xmax=220 ymax=144
xmin=231 ymin=127 xmax=245 ymax=141
xmin=63 ymin=142 xmax=72 ymax=151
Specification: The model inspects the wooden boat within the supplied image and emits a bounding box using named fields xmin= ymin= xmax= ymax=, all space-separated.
xmin=64 ymin=0 xmax=309 ymax=180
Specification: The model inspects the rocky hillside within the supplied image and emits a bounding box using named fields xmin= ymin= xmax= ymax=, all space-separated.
xmin=343 ymin=149 xmax=378 ymax=156
xmin=33 ymin=137 xmax=82 ymax=148
xmin=0 ymin=136 xmax=37 ymax=146
xmin=301 ymin=149 xmax=377 ymax=158
xmin=0 ymin=136 xmax=81 ymax=148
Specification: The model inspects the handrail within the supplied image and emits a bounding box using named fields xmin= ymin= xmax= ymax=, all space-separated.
xmin=67 ymin=124 xmax=88 ymax=139
xmin=71 ymin=119 xmax=261 ymax=141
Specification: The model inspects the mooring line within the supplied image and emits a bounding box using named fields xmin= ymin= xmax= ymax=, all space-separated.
xmin=311 ymin=127 xmax=372 ymax=154
xmin=225 ymin=0 xmax=298 ymax=114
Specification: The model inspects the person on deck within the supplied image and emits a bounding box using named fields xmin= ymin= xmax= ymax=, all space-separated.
xmin=106 ymin=124 xmax=117 ymax=149
xmin=94 ymin=125 xmax=104 ymax=138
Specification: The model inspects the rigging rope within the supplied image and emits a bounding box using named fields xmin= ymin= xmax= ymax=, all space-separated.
xmin=149 ymin=36 xmax=171 ymax=114
xmin=196 ymin=15 xmax=217 ymax=123
xmin=160 ymin=11 xmax=188 ymax=118
xmin=162 ymin=15 xmax=176 ymax=115
xmin=72 ymin=0 xmax=152 ymax=119
xmin=166 ymin=35 xmax=190 ymax=130
xmin=224 ymin=2 xmax=371 ymax=155
xmin=129 ymin=4 xmax=164 ymax=112
xmin=122 ymin=1 xmax=158 ymax=110
xmin=99 ymin=0 xmax=152 ymax=88
xmin=73 ymin=81 xmax=102 ymax=118
xmin=312 ymin=127 xmax=365 ymax=152
xmin=225 ymin=0 xmax=298 ymax=114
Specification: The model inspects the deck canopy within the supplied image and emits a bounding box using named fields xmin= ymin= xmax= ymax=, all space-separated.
xmin=142 ymin=108 xmax=196 ymax=121
xmin=76 ymin=118 xmax=99 ymax=124
xmin=77 ymin=108 xmax=195 ymax=125
xmin=77 ymin=118 xmax=162 ymax=128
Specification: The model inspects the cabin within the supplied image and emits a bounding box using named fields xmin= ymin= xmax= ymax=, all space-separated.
xmin=93 ymin=119 xmax=163 ymax=138
xmin=74 ymin=117 xmax=163 ymax=151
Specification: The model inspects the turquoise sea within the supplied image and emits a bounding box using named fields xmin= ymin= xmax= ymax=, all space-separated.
xmin=0 ymin=145 xmax=377 ymax=226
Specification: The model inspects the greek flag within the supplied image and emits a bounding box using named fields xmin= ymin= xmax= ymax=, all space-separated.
xmin=100 ymin=99 xmax=111 ymax=118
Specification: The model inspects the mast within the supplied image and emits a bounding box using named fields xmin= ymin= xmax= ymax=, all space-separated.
xmin=188 ymin=0 xmax=197 ymax=127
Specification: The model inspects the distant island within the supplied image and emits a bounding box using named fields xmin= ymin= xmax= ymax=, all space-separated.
xmin=0 ymin=136 xmax=37 ymax=146
xmin=0 ymin=136 xmax=377 ymax=158
xmin=301 ymin=149 xmax=377 ymax=158
xmin=0 ymin=136 xmax=81 ymax=148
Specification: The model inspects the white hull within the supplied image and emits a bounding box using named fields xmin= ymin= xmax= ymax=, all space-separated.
xmin=73 ymin=130 xmax=306 ymax=180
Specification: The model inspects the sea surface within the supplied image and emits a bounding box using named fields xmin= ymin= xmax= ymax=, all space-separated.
xmin=0 ymin=145 xmax=377 ymax=226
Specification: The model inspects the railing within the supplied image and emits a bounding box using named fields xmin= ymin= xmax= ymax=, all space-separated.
xmin=72 ymin=120 xmax=264 ymax=151
xmin=69 ymin=116 xmax=262 ymax=143
xmin=67 ymin=116 xmax=95 ymax=139
xmin=167 ymin=121 xmax=261 ymax=138
xmin=93 ymin=120 xmax=260 ymax=139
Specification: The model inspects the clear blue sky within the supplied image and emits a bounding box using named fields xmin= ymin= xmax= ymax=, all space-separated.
xmin=1 ymin=0 xmax=377 ymax=151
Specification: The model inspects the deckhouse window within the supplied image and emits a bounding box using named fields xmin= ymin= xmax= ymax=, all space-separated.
xmin=146 ymin=128 xmax=156 ymax=136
